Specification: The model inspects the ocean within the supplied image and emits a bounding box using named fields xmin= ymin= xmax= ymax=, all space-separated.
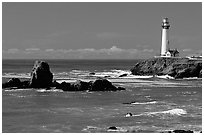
xmin=2 ymin=59 xmax=202 ymax=133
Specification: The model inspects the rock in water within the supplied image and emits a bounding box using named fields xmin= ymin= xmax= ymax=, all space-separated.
xmin=172 ymin=130 xmax=194 ymax=133
xmin=108 ymin=126 xmax=117 ymax=130
xmin=2 ymin=78 xmax=21 ymax=88
xmin=71 ymin=80 xmax=90 ymax=91
xmin=119 ymin=74 xmax=128 ymax=77
xmin=90 ymin=78 xmax=117 ymax=91
xmin=130 ymin=57 xmax=202 ymax=79
xmin=30 ymin=61 xmax=53 ymax=88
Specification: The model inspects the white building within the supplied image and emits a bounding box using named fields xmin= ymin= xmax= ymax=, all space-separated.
xmin=160 ymin=18 xmax=179 ymax=57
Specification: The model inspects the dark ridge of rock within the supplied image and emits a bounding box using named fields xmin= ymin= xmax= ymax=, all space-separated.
xmin=2 ymin=79 xmax=30 ymax=89
xmin=89 ymin=72 xmax=95 ymax=75
xmin=172 ymin=130 xmax=194 ymax=133
xmin=54 ymin=79 xmax=125 ymax=92
xmin=2 ymin=61 xmax=125 ymax=91
xmin=199 ymin=70 xmax=202 ymax=78
xmin=70 ymin=80 xmax=90 ymax=91
xmin=117 ymin=86 xmax=126 ymax=90
xmin=119 ymin=74 xmax=128 ymax=77
xmin=30 ymin=61 xmax=53 ymax=88
xmin=130 ymin=57 xmax=202 ymax=79
xmin=20 ymin=80 xmax=30 ymax=88
xmin=108 ymin=126 xmax=117 ymax=130
xmin=56 ymin=81 xmax=71 ymax=91
xmin=2 ymin=78 xmax=21 ymax=88
xmin=3 ymin=78 xmax=124 ymax=92
xmin=52 ymin=80 xmax=61 ymax=87
xmin=90 ymin=78 xmax=117 ymax=91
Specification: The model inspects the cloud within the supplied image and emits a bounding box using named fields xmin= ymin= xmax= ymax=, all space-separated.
xmin=45 ymin=49 xmax=54 ymax=52
xmin=45 ymin=46 xmax=155 ymax=59
xmin=3 ymin=46 xmax=156 ymax=59
xmin=6 ymin=48 xmax=20 ymax=54
xmin=25 ymin=48 xmax=40 ymax=51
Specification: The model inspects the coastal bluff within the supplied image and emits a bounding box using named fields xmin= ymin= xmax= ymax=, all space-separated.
xmin=130 ymin=57 xmax=202 ymax=79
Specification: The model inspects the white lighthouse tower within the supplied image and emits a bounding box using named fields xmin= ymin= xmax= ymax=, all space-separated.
xmin=161 ymin=18 xmax=170 ymax=56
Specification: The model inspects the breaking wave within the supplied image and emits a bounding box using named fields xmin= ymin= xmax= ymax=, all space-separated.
xmin=130 ymin=108 xmax=187 ymax=117
xmin=2 ymin=73 xmax=30 ymax=79
xmin=131 ymin=101 xmax=158 ymax=105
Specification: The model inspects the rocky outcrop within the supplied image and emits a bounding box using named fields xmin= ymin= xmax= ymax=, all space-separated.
xmin=90 ymin=78 xmax=118 ymax=91
xmin=2 ymin=60 xmax=125 ymax=91
xmin=2 ymin=78 xmax=21 ymax=88
xmin=55 ymin=78 xmax=125 ymax=91
xmin=130 ymin=57 xmax=202 ymax=79
xmin=119 ymin=74 xmax=128 ymax=77
xmin=30 ymin=61 xmax=53 ymax=88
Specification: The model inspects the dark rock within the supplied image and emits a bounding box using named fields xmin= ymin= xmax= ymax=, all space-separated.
xmin=56 ymin=81 xmax=71 ymax=91
xmin=172 ymin=130 xmax=194 ymax=133
xmin=70 ymin=80 xmax=90 ymax=91
xmin=175 ymin=68 xmax=191 ymax=79
xmin=2 ymin=60 xmax=125 ymax=92
xmin=117 ymin=86 xmax=125 ymax=90
xmin=108 ymin=126 xmax=117 ymax=130
xmin=51 ymin=79 xmax=125 ymax=92
xmin=2 ymin=78 xmax=31 ymax=89
xmin=130 ymin=57 xmax=202 ymax=79
xmin=119 ymin=74 xmax=128 ymax=77
xmin=125 ymin=113 xmax=133 ymax=117
xmin=89 ymin=72 xmax=95 ymax=75
xmin=30 ymin=61 xmax=53 ymax=88
xmin=21 ymin=80 xmax=30 ymax=88
xmin=52 ymin=80 xmax=61 ymax=87
xmin=2 ymin=78 xmax=21 ymax=88
xmin=199 ymin=70 xmax=202 ymax=78
xmin=90 ymin=78 xmax=117 ymax=91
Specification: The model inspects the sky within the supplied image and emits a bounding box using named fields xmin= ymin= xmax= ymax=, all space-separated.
xmin=2 ymin=2 xmax=202 ymax=59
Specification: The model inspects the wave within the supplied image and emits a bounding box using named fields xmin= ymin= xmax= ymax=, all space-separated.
xmin=156 ymin=75 xmax=175 ymax=79
xmin=125 ymin=109 xmax=187 ymax=117
xmin=2 ymin=73 xmax=30 ymax=79
xmin=36 ymin=89 xmax=63 ymax=93
xmin=4 ymin=88 xmax=32 ymax=92
xmin=131 ymin=101 xmax=157 ymax=105
xmin=148 ymin=108 xmax=187 ymax=116
xmin=129 ymin=108 xmax=187 ymax=117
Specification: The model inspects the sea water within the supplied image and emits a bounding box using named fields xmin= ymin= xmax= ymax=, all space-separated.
xmin=2 ymin=59 xmax=202 ymax=133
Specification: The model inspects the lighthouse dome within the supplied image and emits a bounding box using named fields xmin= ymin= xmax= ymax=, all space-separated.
xmin=163 ymin=18 xmax=169 ymax=23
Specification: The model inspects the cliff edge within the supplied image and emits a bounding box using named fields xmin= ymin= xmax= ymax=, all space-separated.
xmin=130 ymin=57 xmax=202 ymax=79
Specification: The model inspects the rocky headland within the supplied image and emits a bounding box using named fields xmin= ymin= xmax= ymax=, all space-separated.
xmin=2 ymin=61 xmax=125 ymax=91
xmin=130 ymin=57 xmax=202 ymax=79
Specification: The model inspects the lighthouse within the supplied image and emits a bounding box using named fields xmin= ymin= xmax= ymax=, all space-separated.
xmin=161 ymin=18 xmax=170 ymax=56
xmin=154 ymin=18 xmax=179 ymax=58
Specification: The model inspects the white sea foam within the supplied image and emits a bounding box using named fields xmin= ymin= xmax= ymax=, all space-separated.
xmin=131 ymin=101 xmax=157 ymax=105
xmin=149 ymin=108 xmax=187 ymax=116
xmin=36 ymin=89 xmax=63 ymax=93
xmin=132 ymin=108 xmax=187 ymax=117
xmin=2 ymin=73 xmax=30 ymax=79
xmin=90 ymin=70 xmax=132 ymax=78
xmin=156 ymin=75 xmax=175 ymax=79
xmin=4 ymin=88 xmax=32 ymax=92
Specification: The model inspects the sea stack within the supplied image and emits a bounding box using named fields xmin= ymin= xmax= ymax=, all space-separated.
xmin=30 ymin=61 xmax=53 ymax=88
